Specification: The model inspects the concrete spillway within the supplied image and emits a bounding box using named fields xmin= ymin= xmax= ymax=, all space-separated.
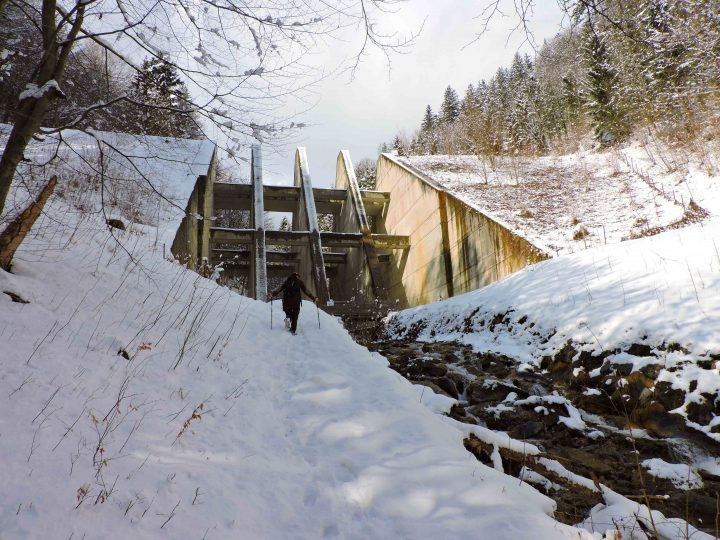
xmin=171 ymin=148 xmax=546 ymax=311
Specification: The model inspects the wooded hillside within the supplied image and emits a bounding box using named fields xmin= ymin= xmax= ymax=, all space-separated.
xmin=398 ymin=0 xmax=720 ymax=156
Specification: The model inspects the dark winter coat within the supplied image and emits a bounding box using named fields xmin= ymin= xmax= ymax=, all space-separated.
xmin=274 ymin=275 xmax=314 ymax=311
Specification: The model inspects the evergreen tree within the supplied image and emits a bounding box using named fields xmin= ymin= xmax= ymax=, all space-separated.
xmin=392 ymin=135 xmax=402 ymax=151
xmin=420 ymin=105 xmax=435 ymax=132
xmin=562 ymin=75 xmax=582 ymax=125
xmin=461 ymin=84 xmax=478 ymax=116
xmin=130 ymin=58 xmax=202 ymax=138
xmin=640 ymin=0 xmax=690 ymax=121
xmin=439 ymin=86 xmax=460 ymax=124
xmin=584 ymin=28 xmax=625 ymax=145
xmin=417 ymin=105 xmax=438 ymax=154
xmin=507 ymin=53 xmax=534 ymax=150
xmin=378 ymin=142 xmax=391 ymax=154
xmin=354 ymin=158 xmax=377 ymax=190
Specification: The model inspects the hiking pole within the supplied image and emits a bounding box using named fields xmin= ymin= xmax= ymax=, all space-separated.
xmin=316 ymin=300 xmax=321 ymax=329
xmin=270 ymin=296 xmax=273 ymax=329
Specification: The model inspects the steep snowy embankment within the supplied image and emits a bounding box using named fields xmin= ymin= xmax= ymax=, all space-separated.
xmin=0 ymin=197 xmax=590 ymax=538
xmin=397 ymin=138 xmax=719 ymax=256
xmin=385 ymin=219 xmax=720 ymax=443
xmin=387 ymin=220 xmax=720 ymax=354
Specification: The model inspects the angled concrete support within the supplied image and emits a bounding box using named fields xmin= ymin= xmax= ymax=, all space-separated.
xmin=335 ymin=150 xmax=388 ymax=302
xmin=293 ymin=147 xmax=330 ymax=305
xmin=250 ymin=144 xmax=268 ymax=301
xmin=197 ymin=147 xmax=217 ymax=266
xmin=187 ymin=186 xmax=199 ymax=270
xmin=437 ymin=191 xmax=455 ymax=299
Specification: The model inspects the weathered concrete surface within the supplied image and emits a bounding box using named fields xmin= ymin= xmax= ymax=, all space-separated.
xmin=171 ymin=147 xmax=216 ymax=270
xmin=171 ymin=177 xmax=200 ymax=269
xmin=293 ymin=147 xmax=330 ymax=305
xmin=176 ymin=147 xmax=548 ymax=311
xmin=333 ymin=150 xmax=389 ymax=303
xmin=376 ymin=153 xmax=548 ymax=308
xmin=249 ymin=145 xmax=267 ymax=301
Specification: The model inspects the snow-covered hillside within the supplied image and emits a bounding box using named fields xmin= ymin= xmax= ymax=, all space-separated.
xmin=385 ymin=218 xmax=720 ymax=442
xmin=0 ymin=123 xmax=215 ymax=244
xmin=3 ymin=132 xmax=718 ymax=538
xmin=398 ymin=138 xmax=718 ymax=255
xmin=1 ymin=193 xmax=595 ymax=538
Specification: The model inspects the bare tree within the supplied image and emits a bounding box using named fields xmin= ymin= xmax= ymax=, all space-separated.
xmin=0 ymin=0 xmax=413 ymax=215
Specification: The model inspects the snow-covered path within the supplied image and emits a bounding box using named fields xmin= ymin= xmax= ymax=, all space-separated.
xmin=0 ymin=200 xmax=588 ymax=539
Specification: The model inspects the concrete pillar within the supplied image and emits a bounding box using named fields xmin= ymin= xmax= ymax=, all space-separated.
xmin=294 ymin=147 xmax=330 ymax=305
xmin=437 ymin=191 xmax=455 ymax=299
xmin=250 ymin=144 xmax=268 ymax=301
xmin=188 ymin=188 xmax=199 ymax=270
xmin=198 ymin=148 xmax=216 ymax=264
xmin=196 ymin=175 xmax=208 ymax=268
xmin=335 ymin=150 xmax=386 ymax=302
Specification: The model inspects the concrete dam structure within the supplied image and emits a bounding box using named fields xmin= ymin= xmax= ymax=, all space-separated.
xmin=171 ymin=147 xmax=547 ymax=311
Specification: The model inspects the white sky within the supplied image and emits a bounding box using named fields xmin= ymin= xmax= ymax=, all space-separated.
xmin=259 ymin=0 xmax=567 ymax=187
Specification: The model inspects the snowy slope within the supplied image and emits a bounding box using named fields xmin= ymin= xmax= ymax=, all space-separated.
xmin=398 ymin=137 xmax=719 ymax=255
xmin=0 ymin=123 xmax=215 ymax=243
xmin=0 ymin=198 xmax=592 ymax=538
xmin=384 ymin=218 xmax=720 ymax=444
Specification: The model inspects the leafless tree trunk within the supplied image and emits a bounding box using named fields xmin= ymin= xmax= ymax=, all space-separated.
xmin=0 ymin=0 xmax=88 ymax=214
xmin=0 ymin=175 xmax=57 ymax=270
xmin=0 ymin=0 xmax=413 ymax=218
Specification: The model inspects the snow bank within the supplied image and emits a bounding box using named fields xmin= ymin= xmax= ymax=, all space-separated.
xmin=0 ymin=194 xmax=592 ymax=538
xmin=0 ymin=123 xmax=215 ymax=245
xmin=386 ymin=217 xmax=720 ymax=355
xmin=641 ymin=458 xmax=703 ymax=490
xmin=579 ymin=487 xmax=710 ymax=540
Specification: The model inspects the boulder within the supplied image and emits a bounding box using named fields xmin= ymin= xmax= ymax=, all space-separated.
xmin=107 ymin=218 xmax=126 ymax=230
xmin=466 ymin=379 xmax=525 ymax=405
xmin=654 ymin=381 xmax=686 ymax=411
xmin=687 ymin=399 xmax=713 ymax=426
xmin=639 ymin=362 xmax=662 ymax=380
xmin=632 ymin=401 xmax=685 ymax=438
xmin=614 ymin=363 xmax=633 ymax=377
xmin=627 ymin=343 xmax=654 ymax=357
xmin=510 ymin=421 xmax=545 ymax=439
xmin=435 ymin=376 xmax=459 ymax=398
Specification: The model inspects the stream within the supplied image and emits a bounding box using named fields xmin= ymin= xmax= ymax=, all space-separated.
xmin=364 ymin=337 xmax=720 ymax=534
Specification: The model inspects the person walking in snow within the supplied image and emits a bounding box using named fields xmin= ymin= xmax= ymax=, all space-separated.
xmin=269 ymin=272 xmax=318 ymax=335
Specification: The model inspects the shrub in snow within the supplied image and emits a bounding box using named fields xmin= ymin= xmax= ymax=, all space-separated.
xmin=518 ymin=208 xmax=534 ymax=219
xmin=572 ymin=223 xmax=589 ymax=240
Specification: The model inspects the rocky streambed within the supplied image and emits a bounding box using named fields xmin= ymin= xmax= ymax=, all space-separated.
xmin=367 ymin=339 xmax=720 ymax=533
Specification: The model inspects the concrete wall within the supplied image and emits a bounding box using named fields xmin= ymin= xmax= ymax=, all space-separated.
xmin=375 ymin=156 xmax=449 ymax=306
xmin=376 ymin=154 xmax=548 ymax=308
xmin=171 ymin=147 xmax=217 ymax=269
xmin=171 ymin=180 xmax=200 ymax=269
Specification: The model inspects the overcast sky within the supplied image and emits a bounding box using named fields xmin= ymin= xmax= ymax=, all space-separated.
xmin=259 ymin=0 xmax=567 ymax=188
